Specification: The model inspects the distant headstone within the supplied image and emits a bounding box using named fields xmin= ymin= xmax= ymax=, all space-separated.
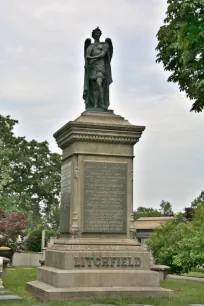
xmin=127 ymin=304 xmax=154 ymax=306
xmin=0 ymin=290 xmax=10 ymax=295
xmin=0 ymin=257 xmax=3 ymax=289
xmin=0 ymin=295 xmax=23 ymax=301
xmin=0 ymin=257 xmax=2 ymax=274
xmin=41 ymin=229 xmax=46 ymax=251
xmin=189 ymin=304 xmax=204 ymax=306
xmin=91 ymin=304 xmax=116 ymax=306
xmin=31 ymin=304 xmax=50 ymax=306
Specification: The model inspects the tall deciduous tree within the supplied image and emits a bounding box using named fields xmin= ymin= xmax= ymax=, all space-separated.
xmin=0 ymin=115 xmax=61 ymax=229
xmin=191 ymin=190 xmax=204 ymax=208
xmin=159 ymin=200 xmax=174 ymax=216
xmin=156 ymin=0 xmax=204 ymax=112
xmin=184 ymin=206 xmax=194 ymax=221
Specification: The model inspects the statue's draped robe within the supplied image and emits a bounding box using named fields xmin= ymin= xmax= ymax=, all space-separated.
xmin=83 ymin=42 xmax=112 ymax=109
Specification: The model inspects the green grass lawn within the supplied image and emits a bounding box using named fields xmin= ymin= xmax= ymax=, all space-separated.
xmin=184 ymin=271 xmax=204 ymax=278
xmin=2 ymin=267 xmax=204 ymax=306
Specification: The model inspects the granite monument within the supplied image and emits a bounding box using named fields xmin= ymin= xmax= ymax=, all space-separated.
xmin=27 ymin=28 xmax=173 ymax=301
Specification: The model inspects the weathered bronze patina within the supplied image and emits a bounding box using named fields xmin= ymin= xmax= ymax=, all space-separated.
xmin=83 ymin=27 xmax=113 ymax=111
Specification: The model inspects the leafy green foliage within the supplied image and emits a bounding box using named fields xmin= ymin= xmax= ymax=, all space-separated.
xmin=159 ymin=200 xmax=174 ymax=216
xmin=183 ymin=191 xmax=204 ymax=220
xmin=147 ymin=207 xmax=204 ymax=274
xmin=0 ymin=115 xmax=61 ymax=230
xmin=133 ymin=201 xmax=174 ymax=220
xmin=156 ymin=0 xmax=204 ymax=112
xmin=183 ymin=206 xmax=194 ymax=221
xmin=191 ymin=190 xmax=204 ymax=208
xmin=133 ymin=206 xmax=162 ymax=220
xmin=26 ymin=225 xmax=57 ymax=252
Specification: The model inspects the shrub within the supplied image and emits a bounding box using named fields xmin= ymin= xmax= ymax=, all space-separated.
xmin=26 ymin=226 xmax=57 ymax=252
xmin=147 ymin=209 xmax=204 ymax=274
xmin=0 ymin=209 xmax=27 ymax=253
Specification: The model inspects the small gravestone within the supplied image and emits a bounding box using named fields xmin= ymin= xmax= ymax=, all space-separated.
xmin=0 ymin=290 xmax=10 ymax=295
xmin=0 ymin=295 xmax=23 ymax=302
xmin=0 ymin=257 xmax=3 ymax=289
xmin=31 ymin=304 xmax=50 ymax=306
xmin=127 ymin=304 xmax=154 ymax=306
xmin=91 ymin=304 xmax=115 ymax=306
xmin=189 ymin=304 xmax=204 ymax=306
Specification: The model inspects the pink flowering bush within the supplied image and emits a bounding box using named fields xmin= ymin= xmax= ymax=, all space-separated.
xmin=0 ymin=208 xmax=27 ymax=252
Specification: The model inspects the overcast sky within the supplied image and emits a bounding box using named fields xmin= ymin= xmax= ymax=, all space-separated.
xmin=1 ymin=0 xmax=204 ymax=213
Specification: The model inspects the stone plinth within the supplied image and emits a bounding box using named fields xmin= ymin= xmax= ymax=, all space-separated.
xmin=54 ymin=110 xmax=145 ymax=238
xmin=27 ymin=111 xmax=173 ymax=301
xmin=151 ymin=265 xmax=170 ymax=280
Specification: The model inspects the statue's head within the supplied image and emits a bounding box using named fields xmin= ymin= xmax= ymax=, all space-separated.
xmin=92 ymin=27 xmax=102 ymax=39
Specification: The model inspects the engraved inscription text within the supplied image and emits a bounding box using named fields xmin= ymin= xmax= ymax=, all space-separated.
xmin=83 ymin=161 xmax=127 ymax=233
xmin=74 ymin=256 xmax=141 ymax=268
xmin=60 ymin=161 xmax=72 ymax=233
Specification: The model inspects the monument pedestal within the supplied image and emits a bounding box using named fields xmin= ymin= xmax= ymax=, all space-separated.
xmin=27 ymin=111 xmax=173 ymax=301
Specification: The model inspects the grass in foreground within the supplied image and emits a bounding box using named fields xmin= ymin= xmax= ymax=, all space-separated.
xmin=2 ymin=267 xmax=204 ymax=306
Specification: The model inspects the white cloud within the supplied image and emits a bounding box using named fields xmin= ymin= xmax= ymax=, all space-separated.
xmin=0 ymin=0 xmax=203 ymax=213
xmin=0 ymin=0 xmax=166 ymax=41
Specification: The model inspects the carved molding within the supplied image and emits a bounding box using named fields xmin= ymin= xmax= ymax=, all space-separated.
xmin=57 ymin=134 xmax=140 ymax=148
xmin=70 ymin=212 xmax=80 ymax=239
xmin=54 ymin=121 xmax=145 ymax=139
xmin=54 ymin=116 xmax=145 ymax=149
xmin=74 ymin=134 xmax=138 ymax=143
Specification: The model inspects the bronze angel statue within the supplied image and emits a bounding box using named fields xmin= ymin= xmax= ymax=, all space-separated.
xmin=83 ymin=27 xmax=113 ymax=110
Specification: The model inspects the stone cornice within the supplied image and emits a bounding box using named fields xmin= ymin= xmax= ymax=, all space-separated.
xmin=54 ymin=121 xmax=145 ymax=139
xmin=54 ymin=120 xmax=145 ymax=149
xmin=53 ymin=111 xmax=146 ymax=149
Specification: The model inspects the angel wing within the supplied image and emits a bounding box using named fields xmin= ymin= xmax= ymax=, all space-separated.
xmin=105 ymin=38 xmax=113 ymax=61
xmin=84 ymin=38 xmax=91 ymax=59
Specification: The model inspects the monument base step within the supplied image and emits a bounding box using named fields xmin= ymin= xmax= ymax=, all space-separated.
xmin=37 ymin=267 xmax=160 ymax=288
xmin=27 ymin=280 xmax=174 ymax=301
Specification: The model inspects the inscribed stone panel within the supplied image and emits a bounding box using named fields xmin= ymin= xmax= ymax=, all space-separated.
xmin=83 ymin=161 xmax=127 ymax=233
xmin=60 ymin=161 xmax=72 ymax=233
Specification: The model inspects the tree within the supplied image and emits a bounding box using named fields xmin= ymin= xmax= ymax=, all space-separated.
xmin=156 ymin=0 xmax=204 ymax=112
xmin=0 ymin=208 xmax=27 ymax=252
xmin=133 ymin=202 xmax=174 ymax=220
xmin=26 ymin=225 xmax=57 ymax=252
xmin=184 ymin=206 xmax=194 ymax=221
xmin=183 ymin=191 xmax=204 ymax=221
xmin=0 ymin=115 xmax=61 ymax=229
xmin=147 ymin=207 xmax=204 ymax=274
xmin=133 ymin=206 xmax=162 ymax=220
xmin=191 ymin=190 xmax=204 ymax=208
xmin=159 ymin=200 xmax=174 ymax=216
